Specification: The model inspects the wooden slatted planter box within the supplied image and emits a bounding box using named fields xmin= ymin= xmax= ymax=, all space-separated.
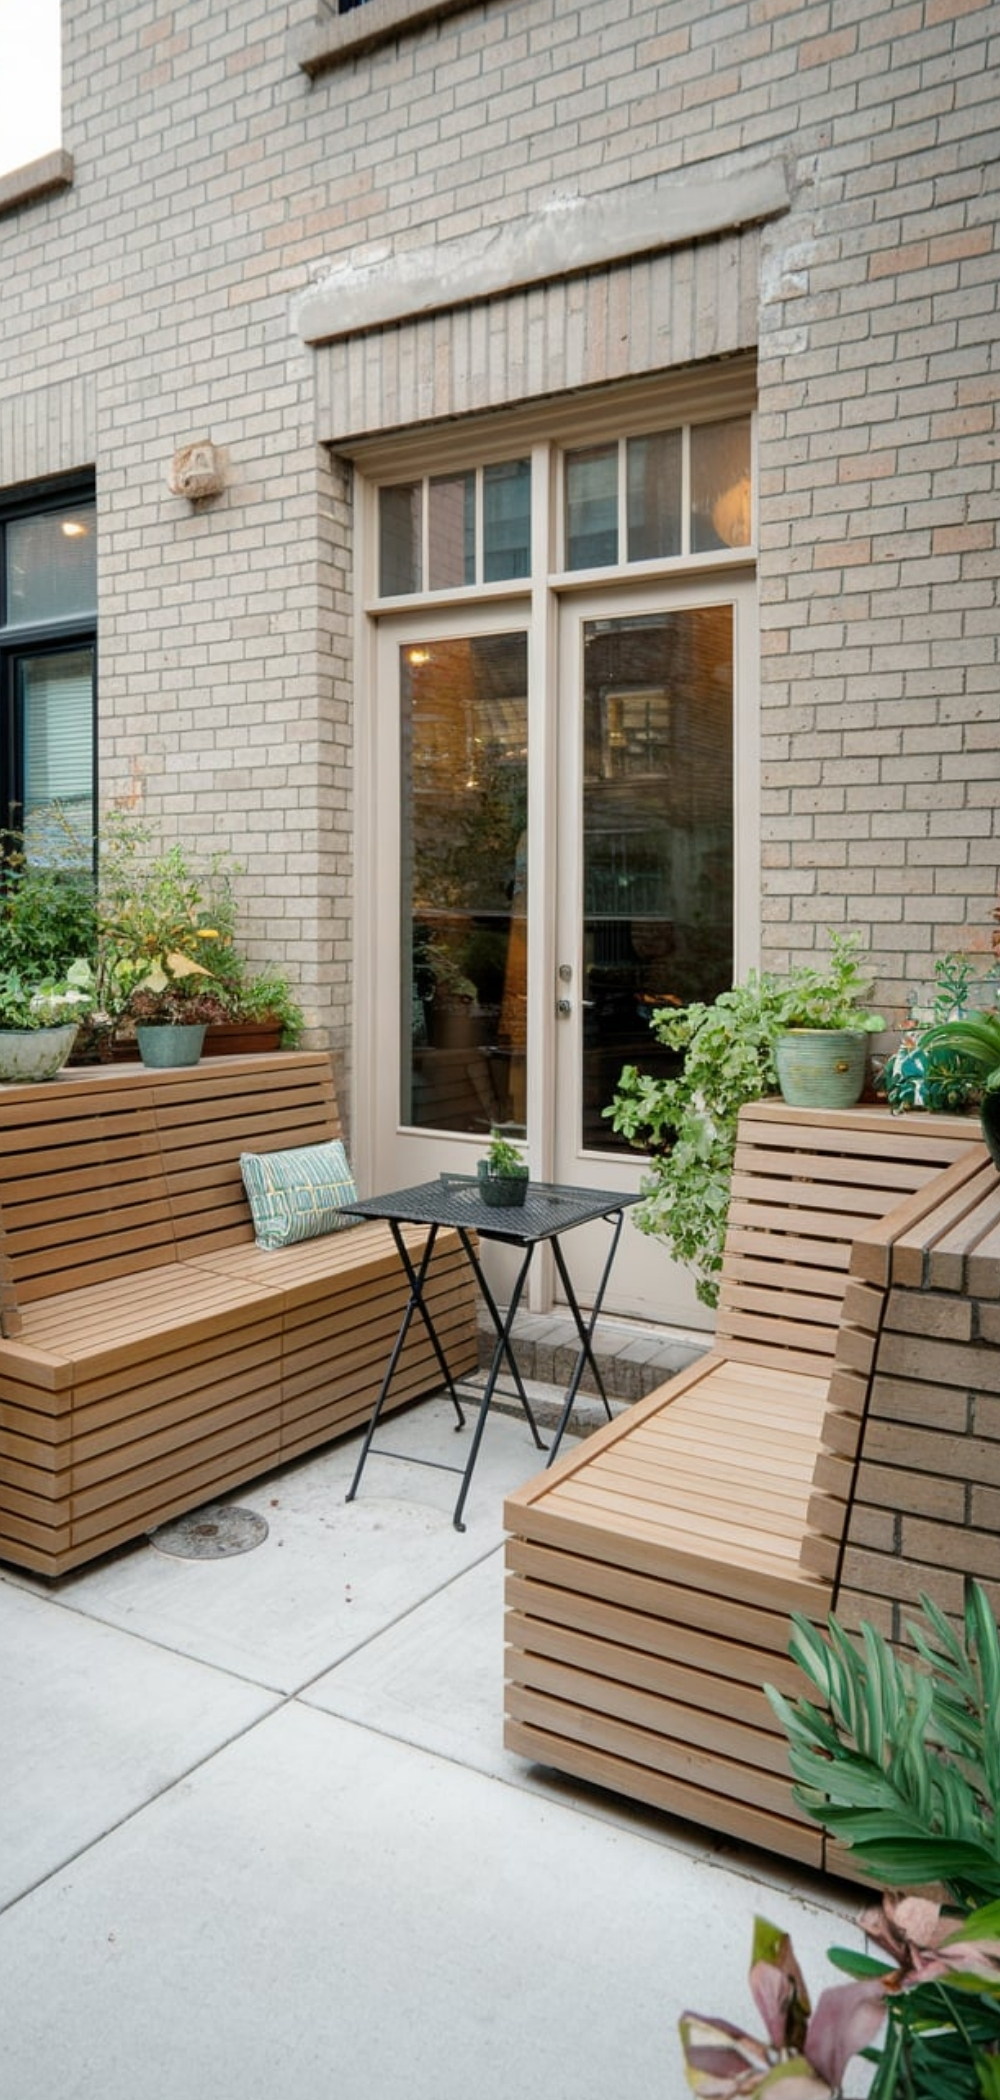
xmin=0 ymin=1053 xmax=478 ymax=1576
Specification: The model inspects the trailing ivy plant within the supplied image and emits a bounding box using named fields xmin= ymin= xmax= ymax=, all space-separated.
xmin=603 ymin=972 xmax=787 ymax=1307
xmin=605 ymin=933 xmax=882 ymax=1309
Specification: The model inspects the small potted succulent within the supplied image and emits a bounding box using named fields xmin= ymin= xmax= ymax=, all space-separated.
xmin=477 ymin=1127 xmax=530 ymax=1208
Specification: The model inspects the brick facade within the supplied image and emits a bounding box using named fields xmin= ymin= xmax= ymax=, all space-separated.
xmin=0 ymin=0 xmax=997 ymax=1106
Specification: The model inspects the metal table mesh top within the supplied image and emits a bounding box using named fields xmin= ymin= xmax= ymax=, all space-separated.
xmin=343 ymin=1176 xmax=639 ymax=1244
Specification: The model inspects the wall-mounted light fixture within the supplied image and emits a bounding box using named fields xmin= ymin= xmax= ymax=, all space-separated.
xmin=168 ymin=442 xmax=227 ymax=504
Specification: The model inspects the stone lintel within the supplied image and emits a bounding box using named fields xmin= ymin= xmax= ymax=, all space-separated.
xmin=296 ymin=155 xmax=790 ymax=347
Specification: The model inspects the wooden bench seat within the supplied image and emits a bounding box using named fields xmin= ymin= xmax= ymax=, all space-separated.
xmin=504 ymin=1101 xmax=989 ymax=1869
xmin=0 ymin=1053 xmax=477 ymax=1576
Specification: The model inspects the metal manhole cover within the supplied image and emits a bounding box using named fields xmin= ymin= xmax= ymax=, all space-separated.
xmin=148 ymin=1504 xmax=269 ymax=1559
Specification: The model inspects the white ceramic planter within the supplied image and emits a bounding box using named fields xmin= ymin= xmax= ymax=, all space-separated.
xmin=0 ymin=1024 xmax=78 ymax=1084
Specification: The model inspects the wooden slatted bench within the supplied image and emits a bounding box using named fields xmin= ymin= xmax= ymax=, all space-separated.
xmin=0 ymin=1052 xmax=478 ymax=1577
xmin=504 ymin=1100 xmax=992 ymax=1870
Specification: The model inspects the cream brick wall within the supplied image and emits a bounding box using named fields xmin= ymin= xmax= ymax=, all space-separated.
xmin=0 ymin=0 xmax=997 ymax=1084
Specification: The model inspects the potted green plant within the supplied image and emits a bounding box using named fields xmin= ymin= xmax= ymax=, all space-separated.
xmin=606 ymin=933 xmax=885 ymax=1305
xmin=912 ymin=1007 xmax=1000 ymax=1169
xmin=772 ymin=930 xmax=885 ymax=1108
xmin=96 ymin=816 xmax=226 ymax=1066
xmin=0 ymin=959 xmax=96 ymax=1082
xmin=477 ymin=1127 xmax=529 ymax=1207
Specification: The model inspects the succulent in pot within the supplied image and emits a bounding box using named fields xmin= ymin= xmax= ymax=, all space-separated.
xmin=477 ymin=1127 xmax=529 ymax=1207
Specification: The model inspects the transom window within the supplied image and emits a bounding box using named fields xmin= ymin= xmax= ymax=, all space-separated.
xmin=564 ymin=416 xmax=752 ymax=569
xmin=376 ymin=414 xmax=752 ymax=599
xmin=379 ymin=459 xmax=531 ymax=595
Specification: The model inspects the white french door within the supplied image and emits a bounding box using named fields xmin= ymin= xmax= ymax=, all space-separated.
xmin=361 ymin=577 xmax=756 ymax=1328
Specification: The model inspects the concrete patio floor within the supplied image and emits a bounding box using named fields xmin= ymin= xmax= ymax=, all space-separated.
xmin=1 ymin=1389 xmax=869 ymax=2099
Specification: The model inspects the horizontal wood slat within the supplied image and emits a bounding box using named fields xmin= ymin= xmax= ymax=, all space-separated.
xmin=504 ymin=1099 xmax=984 ymax=1875
xmin=0 ymin=1055 xmax=479 ymax=1575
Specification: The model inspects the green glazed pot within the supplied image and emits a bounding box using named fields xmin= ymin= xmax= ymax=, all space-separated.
xmin=774 ymin=1029 xmax=867 ymax=1110
xmin=135 ymin=1023 xmax=207 ymax=1069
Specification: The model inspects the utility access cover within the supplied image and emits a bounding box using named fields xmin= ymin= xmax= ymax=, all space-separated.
xmin=148 ymin=1504 xmax=269 ymax=1559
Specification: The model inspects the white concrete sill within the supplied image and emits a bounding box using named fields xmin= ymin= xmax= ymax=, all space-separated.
xmin=0 ymin=151 xmax=74 ymax=220
xmin=293 ymin=0 xmax=479 ymax=76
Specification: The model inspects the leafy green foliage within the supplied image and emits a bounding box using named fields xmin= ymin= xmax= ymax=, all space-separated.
xmin=0 ymin=821 xmax=97 ymax=984
xmin=918 ymin=1012 xmax=1000 ymax=1099
xmin=484 ymin=1128 xmax=526 ymax=1175
xmin=605 ymin=932 xmax=884 ymax=1307
xmin=605 ymin=974 xmax=786 ymax=1307
xmin=767 ymin=1588 xmax=1000 ymax=1905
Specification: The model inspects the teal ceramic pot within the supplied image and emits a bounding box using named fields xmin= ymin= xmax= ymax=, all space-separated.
xmin=775 ymin=1029 xmax=867 ymax=1109
xmin=135 ymin=1023 xmax=207 ymax=1069
xmin=476 ymin=1160 xmax=529 ymax=1207
xmin=980 ymin=1091 xmax=1000 ymax=1172
xmin=0 ymin=1024 xmax=78 ymax=1083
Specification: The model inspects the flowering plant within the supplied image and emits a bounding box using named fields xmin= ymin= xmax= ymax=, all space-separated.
xmin=0 ymin=958 xmax=97 ymax=1030
xmin=680 ymin=1583 xmax=1000 ymax=2097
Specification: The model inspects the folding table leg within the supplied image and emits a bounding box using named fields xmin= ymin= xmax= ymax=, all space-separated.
xmin=450 ymin=1239 xmax=538 ymax=1532
xmin=545 ymin=1208 xmax=624 ymax=1464
xmin=346 ymin=1223 xmax=464 ymax=1509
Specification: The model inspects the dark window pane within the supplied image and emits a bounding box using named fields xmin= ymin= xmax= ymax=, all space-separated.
xmin=483 ymin=459 xmax=531 ymax=581
xmin=565 ymin=446 xmax=617 ymax=569
xmin=580 ymin=609 xmax=733 ymax=1151
xmin=18 ymin=646 xmax=95 ymax=857
xmin=400 ymin=632 xmax=528 ymax=1136
xmin=5 ymin=507 xmax=97 ymax=626
xmin=379 ymin=484 xmax=421 ymax=595
xmin=627 ymin=430 xmax=682 ymax=561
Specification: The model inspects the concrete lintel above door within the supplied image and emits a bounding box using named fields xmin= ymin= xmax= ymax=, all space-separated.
xmin=296 ymin=154 xmax=790 ymax=348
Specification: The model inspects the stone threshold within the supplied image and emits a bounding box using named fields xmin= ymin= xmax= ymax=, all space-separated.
xmin=475 ymin=1304 xmax=709 ymax=1416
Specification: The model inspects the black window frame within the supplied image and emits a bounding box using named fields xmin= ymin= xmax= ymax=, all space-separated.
xmin=0 ymin=473 xmax=98 ymax=855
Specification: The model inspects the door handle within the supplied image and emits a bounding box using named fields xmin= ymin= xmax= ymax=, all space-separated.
xmin=557 ymin=998 xmax=572 ymax=1017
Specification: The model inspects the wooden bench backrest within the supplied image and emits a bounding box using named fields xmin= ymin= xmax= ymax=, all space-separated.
xmin=0 ymin=1053 xmax=340 ymax=1335
xmin=717 ymin=1101 xmax=980 ymax=1382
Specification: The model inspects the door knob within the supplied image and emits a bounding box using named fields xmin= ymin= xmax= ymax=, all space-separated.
xmin=557 ymin=998 xmax=572 ymax=1017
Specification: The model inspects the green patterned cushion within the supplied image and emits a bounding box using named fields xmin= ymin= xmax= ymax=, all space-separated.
xmin=239 ymin=1139 xmax=359 ymax=1249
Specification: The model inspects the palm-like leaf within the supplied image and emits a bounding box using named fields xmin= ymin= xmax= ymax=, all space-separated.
xmin=766 ymin=1585 xmax=1000 ymax=1906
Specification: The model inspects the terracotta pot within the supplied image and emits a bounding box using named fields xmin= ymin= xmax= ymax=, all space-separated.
xmin=202 ymin=1021 xmax=283 ymax=1057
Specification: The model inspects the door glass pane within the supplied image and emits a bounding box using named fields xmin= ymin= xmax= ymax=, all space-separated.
xmin=627 ymin=430 xmax=682 ymax=561
xmin=379 ymin=484 xmax=422 ymax=594
xmin=428 ymin=473 xmax=475 ymax=590
xmin=483 ymin=459 xmax=531 ymax=581
xmin=5 ymin=507 xmax=97 ymax=627
xmin=565 ymin=445 xmax=618 ymax=569
xmin=581 ymin=608 xmax=733 ymax=1152
xmin=18 ymin=647 xmax=95 ymax=858
xmin=401 ymin=633 xmax=528 ymax=1137
xmin=690 ymin=418 xmax=752 ymax=553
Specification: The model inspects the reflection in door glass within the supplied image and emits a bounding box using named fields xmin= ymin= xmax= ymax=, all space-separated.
xmin=582 ymin=609 xmax=733 ymax=1152
xmin=400 ymin=634 xmax=528 ymax=1138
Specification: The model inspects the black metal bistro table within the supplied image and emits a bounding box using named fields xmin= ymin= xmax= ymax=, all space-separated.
xmin=343 ymin=1176 xmax=640 ymax=1530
